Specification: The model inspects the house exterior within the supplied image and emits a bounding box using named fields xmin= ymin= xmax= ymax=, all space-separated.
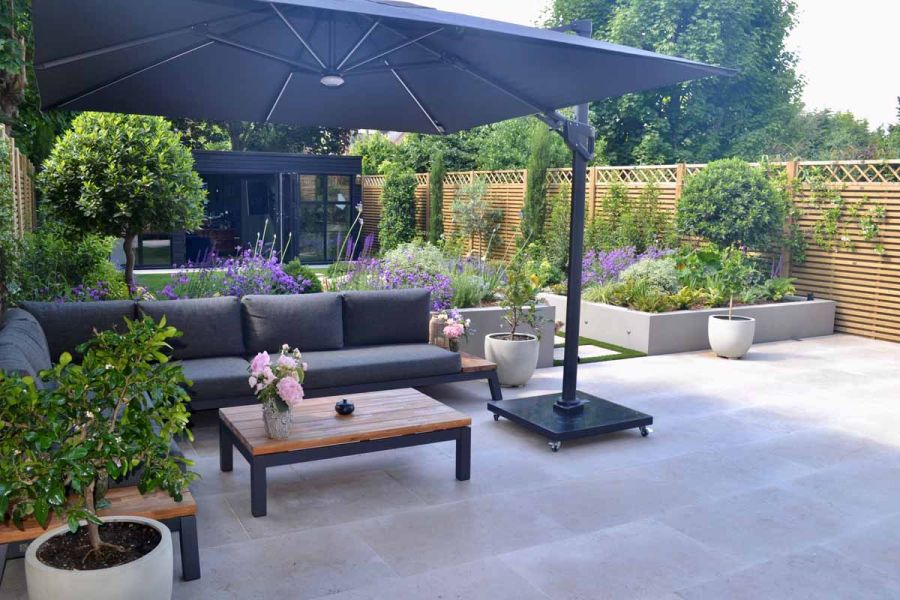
xmin=135 ymin=150 xmax=362 ymax=268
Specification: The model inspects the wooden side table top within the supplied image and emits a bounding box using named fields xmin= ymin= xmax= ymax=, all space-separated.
xmin=460 ymin=352 xmax=497 ymax=373
xmin=219 ymin=388 xmax=472 ymax=456
xmin=0 ymin=487 xmax=196 ymax=545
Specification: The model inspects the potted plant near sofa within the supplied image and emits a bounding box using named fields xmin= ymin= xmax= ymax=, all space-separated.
xmin=707 ymin=247 xmax=756 ymax=359
xmin=0 ymin=317 xmax=196 ymax=600
xmin=485 ymin=260 xmax=545 ymax=386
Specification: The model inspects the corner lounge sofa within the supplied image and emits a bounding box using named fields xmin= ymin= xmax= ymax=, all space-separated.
xmin=2 ymin=289 xmax=501 ymax=410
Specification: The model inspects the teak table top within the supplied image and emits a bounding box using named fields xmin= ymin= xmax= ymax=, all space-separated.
xmin=0 ymin=487 xmax=196 ymax=545
xmin=219 ymin=388 xmax=472 ymax=456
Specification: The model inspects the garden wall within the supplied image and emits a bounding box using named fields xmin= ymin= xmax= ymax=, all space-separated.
xmin=361 ymin=159 xmax=900 ymax=344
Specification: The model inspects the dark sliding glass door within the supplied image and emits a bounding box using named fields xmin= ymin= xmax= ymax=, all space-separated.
xmin=286 ymin=174 xmax=354 ymax=263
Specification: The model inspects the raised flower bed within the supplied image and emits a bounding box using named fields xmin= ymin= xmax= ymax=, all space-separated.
xmin=540 ymin=292 xmax=835 ymax=356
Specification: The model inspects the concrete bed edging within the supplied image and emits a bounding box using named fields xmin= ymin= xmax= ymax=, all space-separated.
xmin=539 ymin=293 xmax=836 ymax=356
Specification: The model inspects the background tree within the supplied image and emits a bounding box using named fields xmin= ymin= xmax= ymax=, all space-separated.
xmin=428 ymin=150 xmax=445 ymax=244
xmin=222 ymin=121 xmax=350 ymax=155
xmin=474 ymin=117 xmax=570 ymax=171
xmin=547 ymin=0 xmax=802 ymax=164
xmin=378 ymin=164 xmax=418 ymax=251
xmin=38 ymin=113 xmax=206 ymax=289
xmin=349 ymin=132 xmax=399 ymax=175
xmin=521 ymin=123 xmax=554 ymax=245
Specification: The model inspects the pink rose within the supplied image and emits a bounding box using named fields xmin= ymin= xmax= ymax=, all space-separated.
xmin=276 ymin=376 xmax=304 ymax=408
xmin=277 ymin=355 xmax=297 ymax=369
xmin=248 ymin=376 xmax=258 ymax=390
xmin=443 ymin=324 xmax=465 ymax=339
xmin=249 ymin=352 xmax=270 ymax=376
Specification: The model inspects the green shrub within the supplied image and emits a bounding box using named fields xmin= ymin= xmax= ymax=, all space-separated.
xmin=586 ymin=183 xmax=674 ymax=253
xmin=0 ymin=137 xmax=16 ymax=309
xmin=521 ymin=124 xmax=553 ymax=245
xmin=382 ymin=241 xmax=446 ymax=275
xmin=428 ymin=151 xmax=445 ymax=244
xmin=677 ymin=158 xmax=785 ymax=252
xmin=38 ymin=112 xmax=206 ymax=289
xmin=282 ymin=260 xmax=323 ymax=293
xmin=449 ymin=259 xmax=504 ymax=308
xmin=451 ymin=179 xmax=503 ymax=256
xmin=15 ymin=228 xmax=128 ymax=301
xmin=378 ymin=164 xmax=418 ymax=251
xmin=543 ymin=185 xmax=571 ymax=271
xmin=619 ymin=257 xmax=680 ymax=294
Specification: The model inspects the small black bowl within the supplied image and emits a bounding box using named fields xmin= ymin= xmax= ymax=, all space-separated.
xmin=335 ymin=399 xmax=355 ymax=416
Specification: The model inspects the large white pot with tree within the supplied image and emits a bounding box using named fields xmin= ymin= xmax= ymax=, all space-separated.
xmin=706 ymin=247 xmax=757 ymax=359
xmin=485 ymin=259 xmax=545 ymax=386
xmin=37 ymin=112 xmax=207 ymax=292
xmin=0 ymin=317 xmax=197 ymax=600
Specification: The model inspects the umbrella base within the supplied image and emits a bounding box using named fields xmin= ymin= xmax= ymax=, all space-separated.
xmin=487 ymin=392 xmax=653 ymax=451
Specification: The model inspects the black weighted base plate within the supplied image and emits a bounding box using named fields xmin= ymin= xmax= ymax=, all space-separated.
xmin=488 ymin=391 xmax=652 ymax=444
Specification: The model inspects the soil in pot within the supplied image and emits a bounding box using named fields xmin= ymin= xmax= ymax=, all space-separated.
xmin=36 ymin=522 xmax=161 ymax=571
xmin=492 ymin=334 xmax=535 ymax=342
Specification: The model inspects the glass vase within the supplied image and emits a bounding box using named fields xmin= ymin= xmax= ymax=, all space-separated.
xmin=263 ymin=402 xmax=293 ymax=440
xmin=448 ymin=338 xmax=460 ymax=352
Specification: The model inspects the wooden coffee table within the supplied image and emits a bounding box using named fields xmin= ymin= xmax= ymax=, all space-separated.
xmin=219 ymin=389 xmax=472 ymax=517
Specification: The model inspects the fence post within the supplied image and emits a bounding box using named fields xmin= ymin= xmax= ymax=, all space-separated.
xmin=587 ymin=166 xmax=597 ymax=220
xmin=781 ymin=160 xmax=799 ymax=278
xmin=674 ymin=163 xmax=686 ymax=203
xmin=423 ymin=173 xmax=430 ymax=238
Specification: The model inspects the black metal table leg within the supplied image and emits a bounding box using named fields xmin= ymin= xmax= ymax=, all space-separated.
xmin=488 ymin=372 xmax=503 ymax=401
xmin=250 ymin=461 xmax=267 ymax=517
xmin=178 ymin=515 xmax=201 ymax=581
xmin=219 ymin=419 xmax=233 ymax=473
xmin=456 ymin=427 xmax=471 ymax=481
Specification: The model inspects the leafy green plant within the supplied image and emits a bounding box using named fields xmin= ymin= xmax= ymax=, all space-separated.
xmin=451 ymin=179 xmax=503 ymax=257
xmin=674 ymin=244 xmax=724 ymax=289
xmin=708 ymin=247 xmax=755 ymax=318
xmin=428 ymin=151 xmax=445 ymax=244
xmin=586 ymin=183 xmax=674 ymax=253
xmin=0 ymin=317 xmax=196 ymax=558
xmin=282 ymin=260 xmax=323 ymax=294
xmin=677 ymin=158 xmax=785 ymax=253
xmin=449 ymin=259 xmax=504 ymax=308
xmin=670 ymin=287 xmax=707 ymax=310
xmin=521 ymin=124 xmax=553 ymax=245
xmin=377 ymin=164 xmax=418 ymax=251
xmin=38 ymin=112 xmax=206 ymax=289
xmin=543 ymin=184 xmax=571 ymax=271
xmin=763 ymin=276 xmax=796 ymax=302
xmin=619 ymin=257 xmax=680 ymax=294
xmin=499 ymin=258 xmax=545 ymax=338
xmin=382 ymin=241 xmax=446 ymax=275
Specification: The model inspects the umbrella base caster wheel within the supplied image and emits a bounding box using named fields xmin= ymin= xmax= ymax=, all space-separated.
xmin=640 ymin=426 xmax=651 ymax=437
xmin=549 ymin=441 xmax=562 ymax=452
xmin=493 ymin=414 xmax=500 ymax=421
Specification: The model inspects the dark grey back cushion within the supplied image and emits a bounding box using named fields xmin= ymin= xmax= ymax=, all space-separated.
xmin=0 ymin=308 xmax=53 ymax=387
xmin=138 ymin=297 xmax=245 ymax=360
xmin=21 ymin=300 xmax=136 ymax=361
xmin=241 ymin=294 xmax=343 ymax=354
xmin=341 ymin=289 xmax=430 ymax=347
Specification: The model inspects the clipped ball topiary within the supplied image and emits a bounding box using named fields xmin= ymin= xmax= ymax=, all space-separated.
xmin=677 ymin=158 xmax=784 ymax=252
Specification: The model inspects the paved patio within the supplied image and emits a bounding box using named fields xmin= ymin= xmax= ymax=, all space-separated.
xmin=3 ymin=334 xmax=899 ymax=599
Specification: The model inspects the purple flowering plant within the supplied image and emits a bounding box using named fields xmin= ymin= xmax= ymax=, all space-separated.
xmin=581 ymin=246 xmax=673 ymax=287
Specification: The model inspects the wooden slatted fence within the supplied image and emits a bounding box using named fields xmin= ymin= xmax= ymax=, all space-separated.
xmin=0 ymin=129 xmax=36 ymax=238
xmin=362 ymin=159 xmax=900 ymax=344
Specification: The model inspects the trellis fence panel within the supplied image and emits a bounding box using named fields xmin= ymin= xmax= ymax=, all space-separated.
xmin=1 ymin=129 xmax=35 ymax=238
xmin=361 ymin=159 xmax=900 ymax=344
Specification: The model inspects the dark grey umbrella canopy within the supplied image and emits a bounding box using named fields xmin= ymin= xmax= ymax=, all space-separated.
xmin=34 ymin=0 xmax=732 ymax=134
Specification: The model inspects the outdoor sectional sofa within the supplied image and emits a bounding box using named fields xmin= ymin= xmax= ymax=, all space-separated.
xmin=0 ymin=289 xmax=500 ymax=410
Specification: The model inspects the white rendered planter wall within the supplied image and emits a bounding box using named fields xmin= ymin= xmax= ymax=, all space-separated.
xmin=540 ymin=293 xmax=835 ymax=355
xmin=455 ymin=305 xmax=556 ymax=368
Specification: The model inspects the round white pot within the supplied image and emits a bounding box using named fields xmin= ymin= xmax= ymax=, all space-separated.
xmin=708 ymin=315 xmax=756 ymax=359
xmin=25 ymin=516 xmax=173 ymax=600
xmin=485 ymin=333 xmax=539 ymax=387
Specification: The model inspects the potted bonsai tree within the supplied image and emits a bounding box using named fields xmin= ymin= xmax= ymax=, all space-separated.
xmin=707 ymin=247 xmax=757 ymax=359
xmin=485 ymin=259 xmax=545 ymax=386
xmin=0 ymin=317 xmax=196 ymax=600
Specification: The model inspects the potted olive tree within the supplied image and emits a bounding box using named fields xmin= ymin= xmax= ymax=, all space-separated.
xmin=0 ymin=317 xmax=196 ymax=600
xmin=485 ymin=260 xmax=545 ymax=386
xmin=707 ymin=247 xmax=756 ymax=359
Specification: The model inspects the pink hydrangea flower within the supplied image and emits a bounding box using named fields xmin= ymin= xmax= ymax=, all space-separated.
xmin=276 ymin=376 xmax=304 ymax=408
xmin=277 ymin=355 xmax=297 ymax=369
xmin=263 ymin=367 xmax=275 ymax=384
xmin=443 ymin=323 xmax=465 ymax=339
xmin=250 ymin=352 xmax=270 ymax=376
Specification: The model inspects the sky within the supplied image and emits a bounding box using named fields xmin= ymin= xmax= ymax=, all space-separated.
xmin=417 ymin=0 xmax=899 ymax=128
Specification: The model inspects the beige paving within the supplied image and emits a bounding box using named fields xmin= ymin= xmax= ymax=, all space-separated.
xmin=2 ymin=334 xmax=900 ymax=599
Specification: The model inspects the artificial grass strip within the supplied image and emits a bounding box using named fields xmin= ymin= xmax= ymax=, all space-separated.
xmin=553 ymin=331 xmax=646 ymax=366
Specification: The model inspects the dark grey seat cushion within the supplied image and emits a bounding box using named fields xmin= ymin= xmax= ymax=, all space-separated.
xmin=341 ymin=289 xmax=431 ymax=347
xmin=242 ymin=293 xmax=343 ymax=354
xmin=21 ymin=300 xmax=135 ymax=361
xmin=302 ymin=344 xmax=461 ymax=390
xmin=0 ymin=308 xmax=53 ymax=387
xmin=139 ymin=297 xmax=245 ymax=360
xmin=180 ymin=357 xmax=252 ymax=401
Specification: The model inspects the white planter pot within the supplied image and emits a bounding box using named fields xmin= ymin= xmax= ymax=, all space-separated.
xmin=26 ymin=516 xmax=173 ymax=600
xmin=708 ymin=315 xmax=756 ymax=359
xmin=484 ymin=333 xmax=540 ymax=387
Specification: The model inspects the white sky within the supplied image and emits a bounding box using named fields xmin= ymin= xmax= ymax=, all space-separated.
xmin=417 ymin=0 xmax=900 ymax=128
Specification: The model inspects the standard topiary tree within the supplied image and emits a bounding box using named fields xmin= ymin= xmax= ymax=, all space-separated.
xmin=38 ymin=112 xmax=206 ymax=290
xmin=378 ymin=164 xmax=418 ymax=251
xmin=677 ymin=158 xmax=784 ymax=252
xmin=428 ymin=151 xmax=445 ymax=244
xmin=521 ymin=124 xmax=553 ymax=245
